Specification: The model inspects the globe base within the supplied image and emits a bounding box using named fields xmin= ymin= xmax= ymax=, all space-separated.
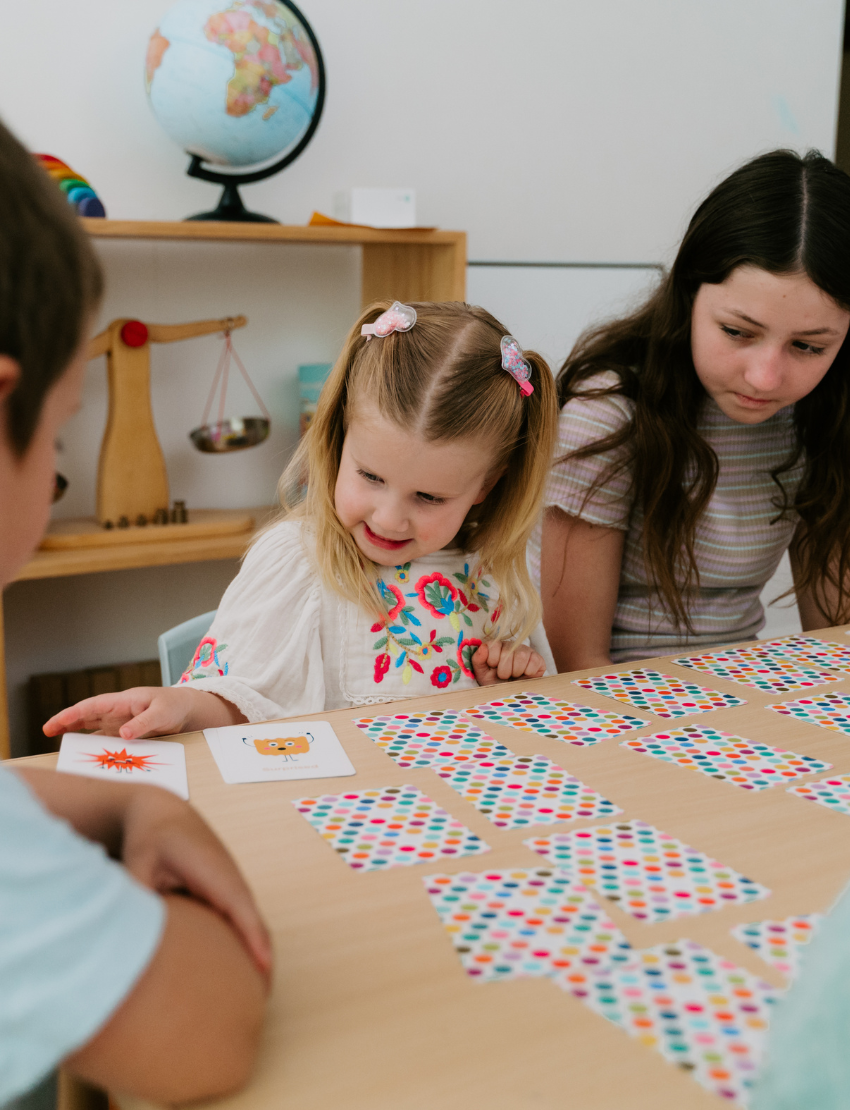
xmin=185 ymin=181 xmax=278 ymax=224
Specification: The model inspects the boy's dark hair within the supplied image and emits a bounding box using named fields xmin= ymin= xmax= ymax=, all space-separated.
xmin=0 ymin=117 xmax=103 ymax=455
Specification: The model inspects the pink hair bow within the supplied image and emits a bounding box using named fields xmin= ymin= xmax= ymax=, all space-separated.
xmin=500 ymin=336 xmax=533 ymax=396
xmin=361 ymin=301 xmax=417 ymax=340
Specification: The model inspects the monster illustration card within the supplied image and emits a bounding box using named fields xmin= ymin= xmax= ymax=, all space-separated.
xmin=204 ymin=720 xmax=355 ymax=784
xmin=56 ymin=733 xmax=189 ymax=799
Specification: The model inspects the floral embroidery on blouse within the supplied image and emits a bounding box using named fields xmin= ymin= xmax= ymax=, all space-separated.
xmin=371 ymin=562 xmax=494 ymax=687
xmin=179 ymin=636 xmax=229 ymax=683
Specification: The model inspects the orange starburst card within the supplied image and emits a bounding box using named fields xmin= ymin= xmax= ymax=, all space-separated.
xmin=57 ymin=732 xmax=189 ymax=798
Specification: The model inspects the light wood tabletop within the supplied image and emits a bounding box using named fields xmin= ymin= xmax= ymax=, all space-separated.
xmin=18 ymin=628 xmax=850 ymax=1110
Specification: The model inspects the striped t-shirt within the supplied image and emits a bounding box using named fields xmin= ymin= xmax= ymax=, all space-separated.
xmin=527 ymin=372 xmax=805 ymax=662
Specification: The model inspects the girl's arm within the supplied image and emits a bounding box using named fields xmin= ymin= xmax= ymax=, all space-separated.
xmin=540 ymin=507 xmax=625 ymax=672
xmin=789 ymin=523 xmax=842 ymax=631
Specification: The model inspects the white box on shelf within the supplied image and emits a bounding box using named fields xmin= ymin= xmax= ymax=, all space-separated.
xmin=333 ymin=188 xmax=416 ymax=228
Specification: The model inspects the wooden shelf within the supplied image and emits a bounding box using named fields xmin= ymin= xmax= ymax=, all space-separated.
xmin=81 ymin=218 xmax=465 ymax=248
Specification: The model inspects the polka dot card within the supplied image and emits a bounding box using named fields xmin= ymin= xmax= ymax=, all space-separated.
xmin=758 ymin=636 xmax=850 ymax=674
xmin=766 ymin=692 xmax=850 ymax=737
xmin=671 ymin=646 xmax=838 ymax=692
xmin=353 ymin=710 xmax=514 ymax=769
xmin=622 ymin=725 xmax=832 ymax=790
xmin=787 ymin=774 xmax=850 ymax=815
xmin=424 ymin=867 xmax=632 ymax=981
xmin=731 ymin=916 xmax=823 ymax=981
xmin=463 ymin=691 xmax=648 ymax=746
xmin=435 ymin=755 xmax=622 ymax=830
xmin=555 ymin=939 xmax=777 ymax=1106
xmin=573 ymin=669 xmax=745 ymax=718
xmin=292 ymin=785 xmax=490 ymax=871
xmin=525 ymin=820 xmax=770 ymax=922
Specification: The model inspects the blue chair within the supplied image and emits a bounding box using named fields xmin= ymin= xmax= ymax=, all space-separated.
xmin=158 ymin=610 xmax=217 ymax=687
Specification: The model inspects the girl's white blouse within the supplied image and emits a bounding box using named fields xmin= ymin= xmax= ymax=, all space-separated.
xmin=179 ymin=520 xmax=554 ymax=722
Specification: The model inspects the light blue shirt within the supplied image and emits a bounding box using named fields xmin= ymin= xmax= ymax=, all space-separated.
xmin=0 ymin=769 xmax=165 ymax=1103
xmin=752 ymin=879 xmax=850 ymax=1108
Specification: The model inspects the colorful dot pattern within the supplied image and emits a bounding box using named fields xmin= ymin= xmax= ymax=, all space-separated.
xmin=292 ymin=786 xmax=489 ymax=871
xmin=353 ymin=710 xmax=513 ymax=768
xmin=463 ymin=691 xmax=648 ymax=746
xmin=622 ymin=725 xmax=832 ymax=790
xmin=435 ymin=755 xmax=621 ymax=830
xmin=758 ymin=636 xmax=850 ymax=674
xmin=555 ymin=940 xmax=777 ymax=1107
xmin=525 ymin=820 xmax=770 ymax=922
xmin=424 ymin=867 xmax=632 ymax=981
xmin=731 ymin=916 xmax=823 ymax=981
xmin=787 ymin=774 xmax=850 ymax=815
xmin=671 ymin=646 xmax=838 ymax=692
xmin=766 ymin=692 xmax=850 ymax=737
xmin=574 ymin=669 xmax=745 ymax=718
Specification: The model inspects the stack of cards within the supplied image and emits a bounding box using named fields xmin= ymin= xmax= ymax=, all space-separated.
xmin=57 ymin=733 xmax=189 ymax=799
xmin=424 ymin=867 xmax=632 ymax=980
xmin=204 ymin=720 xmax=355 ymax=783
xmin=463 ymin=692 xmax=647 ymax=745
xmin=731 ymin=916 xmax=822 ymax=981
xmin=574 ymin=669 xmax=745 ymax=718
xmin=672 ymin=646 xmax=838 ymax=693
xmin=525 ymin=820 xmax=770 ymax=921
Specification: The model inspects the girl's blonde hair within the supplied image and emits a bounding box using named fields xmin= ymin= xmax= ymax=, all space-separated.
xmin=276 ymin=300 xmax=558 ymax=643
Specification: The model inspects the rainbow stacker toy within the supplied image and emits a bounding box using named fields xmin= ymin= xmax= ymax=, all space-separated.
xmin=34 ymin=154 xmax=106 ymax=218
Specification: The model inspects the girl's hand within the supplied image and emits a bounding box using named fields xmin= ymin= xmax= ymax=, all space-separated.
xmin=42 ymin=686 xmax=244 ymax=740
xmin=471 ymin=641 xmax=547 ymax=686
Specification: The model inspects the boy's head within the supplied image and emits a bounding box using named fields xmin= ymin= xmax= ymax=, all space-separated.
xmin=0 ymin=117 xmax=103 ymax=582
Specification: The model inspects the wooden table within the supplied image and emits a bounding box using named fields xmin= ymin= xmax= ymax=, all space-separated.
xmin=18 ymin=628 xmax=850 ymax=1109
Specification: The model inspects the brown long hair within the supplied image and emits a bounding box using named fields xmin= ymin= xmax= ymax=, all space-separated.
xmin=276 ymin=300 xmax=559 ymax=642
xmin=556 ymin=149 xmax=850 ymax=629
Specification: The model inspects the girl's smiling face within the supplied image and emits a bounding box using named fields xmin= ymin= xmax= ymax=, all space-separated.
xmin=334 ymin=402 xmax=501 ymax=566
xmin=690 ymin=265 xmax=850 ymax=424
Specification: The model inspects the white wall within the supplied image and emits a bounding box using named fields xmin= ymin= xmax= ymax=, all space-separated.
xmin=0 ymin=0 xmax=836 ymax=751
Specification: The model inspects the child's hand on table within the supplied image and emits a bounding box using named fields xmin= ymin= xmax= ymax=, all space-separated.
xmin=471 ymin=641 xmax=547 ymax=685
xmin=42 ymin=685 xmax=245 ymax=741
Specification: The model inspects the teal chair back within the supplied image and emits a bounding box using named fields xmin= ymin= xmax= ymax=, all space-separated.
xmin=158 ymin=610 xmax=217 ymax=687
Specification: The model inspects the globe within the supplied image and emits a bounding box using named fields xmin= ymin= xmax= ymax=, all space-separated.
xmin=145 ymin=0 xmax=325 ymax=221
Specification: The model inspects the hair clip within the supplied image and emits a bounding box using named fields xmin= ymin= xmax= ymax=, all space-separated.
xmin=361 ymin=301 xmax=417 ymax=340
xmin=500 ymin=336 xmax=533 ymax=396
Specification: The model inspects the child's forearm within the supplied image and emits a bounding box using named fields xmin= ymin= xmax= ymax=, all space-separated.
xmin=184 ymin=689 xmax=248 ymax=730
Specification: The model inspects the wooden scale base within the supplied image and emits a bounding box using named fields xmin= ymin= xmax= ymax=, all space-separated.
xmin=40 ymin=508 xmax=255 ymax=550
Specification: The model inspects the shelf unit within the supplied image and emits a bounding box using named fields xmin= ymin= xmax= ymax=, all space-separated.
xmin=0 ymin=219 xmax=468 ymax=758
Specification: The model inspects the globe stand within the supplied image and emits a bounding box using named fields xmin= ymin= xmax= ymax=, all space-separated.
xmin=185 ymin=178 xmax=277 ymax=224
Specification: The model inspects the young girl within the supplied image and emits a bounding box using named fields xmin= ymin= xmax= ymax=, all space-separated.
xmin=47 ymin=301 xmax=558 ymax=740
xmin=532 ymin=149 xmax=850 ymax=671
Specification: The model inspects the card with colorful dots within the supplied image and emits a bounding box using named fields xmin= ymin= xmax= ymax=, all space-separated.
xmin=434 ymin=754 xmax=621 ymax=830
xmin=731 ymin=916 xmax=823 ymax=981
xmin=573 ymin=669 xmax=745 ymax=718
xmin=292 ymin=785 xmax=490 ymax=871
xmin=787 ymin=774 xmax=850 ymax=815
xmin=353 ymin=710 xmax=514 ymax=769
xmin=766 ymin=692 xmax=850 ymax=737
xmin=525 ymin=820 xmax=770 ymax=922
xmin=622 ymin=725 xmax=832 ymax=790
xmin=463 ymin=691 xmax=648 ymax=746
xmin=555 ymin=939 xmax=777 ymax=1106
xmin=758 ymin=636 xmax=850 ymax=674
xmin=671 ymin=646 xmax=838 ymax=692
xmin=423 ymin=867 xmax=632 ymax=982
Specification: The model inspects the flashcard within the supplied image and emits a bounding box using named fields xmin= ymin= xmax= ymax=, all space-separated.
xmin=787 ymin=774 xmax=850 ymax=815
xmin=573 ymin=669 xmax=745 ymax=718
xmin=424 ymin=867 xmax=632 ymax=981
xmin=766 ymin=691 xmax=850 ymax=737
xmin=56 ymin=732 xmax=189 ymax=799
xmin=463 ymin=691 xmax=648 ymax=746
xmin=556 ymin=939 xmax=777 ymax=1106
xmin=435 ymin=754 xmax=621 ymax=829
xmin=671 ymin=646 xmax=838 ymax=692
xmin=622 ymin=725 xmax=832 ymax=790
xmin=204 ymin=720 xmax=355 ymax=784
xmin=525 ymin=820 xmax=770 ymax=922
xmin=353 ymin=709 xmax=513 ymax=768
xmin=731 ymin=916 xmax=823 ymax=981
xmin=292 ymin=785 xmax=489 ymax=871
xmin=757 ymin=636 xmax=850 ymax=674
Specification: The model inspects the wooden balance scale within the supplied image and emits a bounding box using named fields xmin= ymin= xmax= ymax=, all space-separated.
xmin=41 ymin=314 xmax=264 ymax=550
